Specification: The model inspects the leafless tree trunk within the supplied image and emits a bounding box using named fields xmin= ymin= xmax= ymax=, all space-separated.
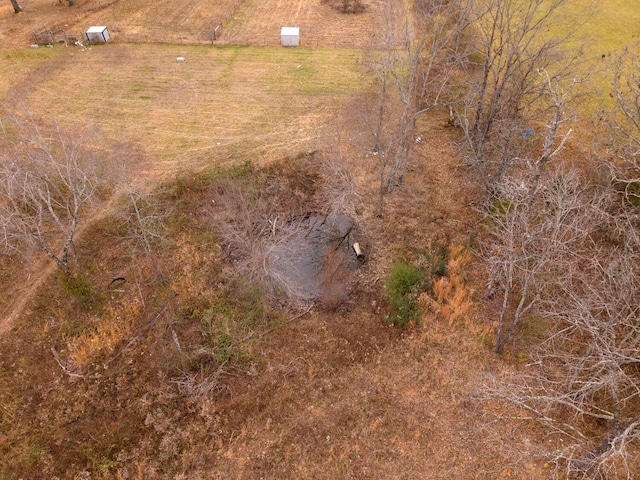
xmin=480 ymin=42 xmax=640 ymax=474
xmin=525 ymin=69 xmax=576 ymax=200
xmin=364 ymin=0 xmax=396 ymax=215
xmin=116 ymin=177 xmax=168 ymax=283
xmin=479 ymin=70 xmax=578 ymax=353
xmin=10 ymin=0 xmax=22 ymax=14
xmin=111 ymin=144 xmax=167 ymax=259
xmin=596 ymin=45 xmax=640 ymax=212
xmin=318 ymin=120 xmax=358 ymax=220
xmin=483 ymin=215 xmax=640 ymax=477
xmin=0 ymin=115 xmax=105 ymax=274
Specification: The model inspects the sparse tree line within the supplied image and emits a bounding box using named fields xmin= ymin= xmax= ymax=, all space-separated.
xmin=366 ymin=0 xmax=639 ymax=477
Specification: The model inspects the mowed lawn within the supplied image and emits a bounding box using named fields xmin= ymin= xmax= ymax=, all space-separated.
xmin=578 ymin=0 xmax=640 ymax=55
xmin=2 ymin=0 xmax=640 ymax=179
xmin=1 ymin=44 xmax=365 ymax=179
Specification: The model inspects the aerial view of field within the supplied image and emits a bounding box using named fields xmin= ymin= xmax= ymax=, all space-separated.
xmin=0 ymin=0 xmax=639 ymax=478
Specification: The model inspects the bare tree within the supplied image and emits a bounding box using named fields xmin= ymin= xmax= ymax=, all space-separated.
xmin=481 ymin=166 xmax=601 ymax=354
xmin=318 ymin=115 xmax=359 ymax=219
xmin=209 ymin=172 xmax=303 ymax=299
xmin=479 ymin=70 xmax=580 ymax=353
xmin=480 ymin=44 xmax=640 ymax=473
xmin=0 ymin=116 xmax=105 ymax=274
xmin=456 ymin=0 xmax=585 ymax=190
xmin=111 ymin=145 xmax=168 ymax=261
xmin=483 ymin=202 xmax=640 ymax=478
xmin=365 ymin=0 xmax=473 ymax=213
xmin=525 ymin=70 xmax=576 ymax=198
xmin=595 ymin=45 xmax=640 ymax=210
xmin=541 ymin=248 xmax=639 ymax=477
xmin=480 ymin=178 xmax=640 ymax=478
xmin=115 ymin=178 xmax=169 ymax=285
xmin=210 ymin=157 xmax=358 ymax=303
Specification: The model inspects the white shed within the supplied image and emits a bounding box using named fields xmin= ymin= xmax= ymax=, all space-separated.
xmin=281 ymin=27 xmax=300 ymax=47
xmin=86 ymin=26 xmax=110 ymax=43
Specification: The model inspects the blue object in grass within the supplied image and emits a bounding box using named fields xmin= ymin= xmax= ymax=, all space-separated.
xmin=520 ymin=129 xmax=533 ymax=137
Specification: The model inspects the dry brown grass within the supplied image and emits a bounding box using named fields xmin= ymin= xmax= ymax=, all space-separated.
xmin=67 ymin=300 xmax=142 ymax=367
xmin=0 ymin=116 xmax=551 ymax=479
xmin=224 ymin=0 xmax=382 ymax=48
xmin=0 ymin=0 xmax=242 ymax=48
xmin=424 ymin=245 xmax=477 ymax=328
xmin=0 ymin=1 xmax=560 ymax=479
xmin=1 ymin=44 xmax=364 ymax=183
xmin=0 ymin=0 xmax=384 ymax=50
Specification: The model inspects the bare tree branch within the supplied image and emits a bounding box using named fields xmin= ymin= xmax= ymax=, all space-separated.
xmin=0 ymin=114 xmax=106 ymax=274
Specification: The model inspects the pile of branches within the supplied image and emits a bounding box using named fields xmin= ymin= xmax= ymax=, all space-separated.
xmin=322 ymin=0 xmax=367 ymax=14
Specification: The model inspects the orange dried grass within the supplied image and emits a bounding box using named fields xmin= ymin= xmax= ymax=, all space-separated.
xmin=68 ymin=301 xmax=141 ymax=366
xmin=421 ymin=245 xmax=487 ymax=336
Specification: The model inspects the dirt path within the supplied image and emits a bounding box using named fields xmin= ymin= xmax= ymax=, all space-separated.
xmin=0 ymin=259 xmax=56 ymax=336
xmin=0 ymin=196 xmax=118 ymax=336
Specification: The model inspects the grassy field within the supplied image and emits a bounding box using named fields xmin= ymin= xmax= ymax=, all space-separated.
xmin=3 ymin=44 xmax=365 ymax=180
xmin=577 ymin=0 xmax=640 ymax=56
xmin=0 ymin=48 xmax=60 ymax=98
xmin=565 ymin=0 xmax=640 ymax=110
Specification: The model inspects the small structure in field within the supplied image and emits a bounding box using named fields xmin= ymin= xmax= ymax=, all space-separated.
xmin=33 ymin=27 xmax=55 ymax=45
xmin=281 ymin=27 xmax=300 ymax=47
xmin=85 ymin=26 xmax=110 ymax=43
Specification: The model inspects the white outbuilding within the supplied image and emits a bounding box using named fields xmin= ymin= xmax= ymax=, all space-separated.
xmin=85 ymin=26 xmax=110 ymax=43
xmin=281 ymin=27 xmax=300 ymax=47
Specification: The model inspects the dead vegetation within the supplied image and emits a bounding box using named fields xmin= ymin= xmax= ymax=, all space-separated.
xmin=2 ymin=0 xmax=639 ymax=479
xmin=0 ymin=104 xmax=515 ymax=478
xmin=322 ymin=0 xmax=368 ymax=14
xmin=0 ymin=161 xmax=510 ymax=473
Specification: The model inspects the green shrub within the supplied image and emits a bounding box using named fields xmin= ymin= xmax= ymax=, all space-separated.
xmin=60 ymin=273 xmax=105 ymax=312
xmin=180 ymin=285 xmax=270 ymax=371
xmin=419 ymin=246 xmax=447 ymax=277
xmin=385 ymin=261 xmax=425 ymax=327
